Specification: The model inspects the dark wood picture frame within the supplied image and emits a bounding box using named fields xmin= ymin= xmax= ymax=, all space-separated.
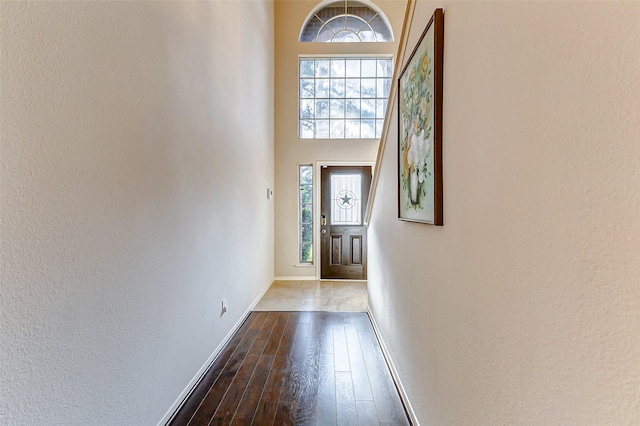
xmin=397 ymin=8 xmax=444 ymax=225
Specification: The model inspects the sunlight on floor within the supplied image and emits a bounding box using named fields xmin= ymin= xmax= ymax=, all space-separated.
xmin=253 ymin=280 xmax=367 ymax=312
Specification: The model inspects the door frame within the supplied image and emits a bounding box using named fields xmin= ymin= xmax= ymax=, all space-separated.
xmin=314 ymin=161 xmax=375 ymax=280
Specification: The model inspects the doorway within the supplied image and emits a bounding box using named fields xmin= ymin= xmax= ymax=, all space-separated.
xmin=320 ymin=165 xmax=372 ymax=280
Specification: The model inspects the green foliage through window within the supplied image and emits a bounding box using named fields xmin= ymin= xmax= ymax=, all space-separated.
xmin=299 ymin=165 xmax=313 ymax=263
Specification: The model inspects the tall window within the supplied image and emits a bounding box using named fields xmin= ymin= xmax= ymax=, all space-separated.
xmin=300 ymin=0 xmax=393 ymax=42
xmin=299 ymin=57 xmax=393 ymax=139
xmin=299 ymin=165 xmax=313 ymax=264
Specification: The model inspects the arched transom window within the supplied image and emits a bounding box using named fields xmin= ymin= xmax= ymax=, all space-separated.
xmin=300 ymin=0 xmax=393 ymax=43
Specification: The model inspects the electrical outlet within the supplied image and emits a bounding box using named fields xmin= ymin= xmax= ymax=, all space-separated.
xmin=221 ymin=299 xmax=228 ymax=315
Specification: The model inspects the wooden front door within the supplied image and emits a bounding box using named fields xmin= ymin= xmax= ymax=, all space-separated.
xmin=320 ymin=166 xmax=372 ymax=279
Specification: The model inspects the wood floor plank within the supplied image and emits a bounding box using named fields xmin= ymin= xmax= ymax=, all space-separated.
xmin=332 ymin=316 xmax=350 ymax=372
xmin=358 ymin=330 xmax=401 ymax=424
xmin=293 ymin=313 xmax=322 ymax=425
xmin=272 ymin=313 xmax=300 ymax=370
xmin=253 ymin=313 xmax=298 ymax=424
xmin=248 ymin=311 xmax=268 ymax=331
xmin=354 ymin=313 xmax=372 ymax=332
xmin=386 ymin=375 xmax=411 ymax=426
xmin=335 ymin=371 xmax=358 ymax=426
xmin=315 ymin=352 xmax=336 ymax=426
xmin=253 ymin=368 xmax=284 ymax=425
xmin=263 ymin=312 xmax=287 ymax=356
xmin=298 ymin=311 xmax=312 ymax=324
xmin=274 ymin=320 xmax=310 ymax=425
xmin=320 ymin=312 xmax=334 ymax=354
xmin=256 ymin=311 xmax=279 ymax=342
xmin=368 ymin=331 xmax=411 ymax=426
xmin=209 ymin=337 xmax=268 ymax=425
xmin=170 ymin=313 xmax=257 ymax=426
xmin=356 ymin=400 xmax=380 ymax=425
xmin=344 ymin=323 xmax=373 ymax=401
xmin=222 ymin=312 xmax=279 ymax=424
xmin=187 ymin=324 xmax=261 ymax=425
xmin=229 ymin=353 xmax=274 ymax=425
xmin=342 ymin=312 xmax=356 ymax=324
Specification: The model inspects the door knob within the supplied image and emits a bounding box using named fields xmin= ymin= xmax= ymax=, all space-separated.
xmin=322 ymin=229 xmax=327 ymax=234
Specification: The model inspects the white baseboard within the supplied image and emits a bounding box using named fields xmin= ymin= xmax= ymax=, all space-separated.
xmin=367 ymin=308 xmax=419 ymax=426
xmin=273 ymin=276 xmax=316 ymax=281
xmin=157 ymin=281 xmax=272 ymax=426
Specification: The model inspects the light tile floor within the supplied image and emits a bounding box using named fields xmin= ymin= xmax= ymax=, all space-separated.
xmin=253 ymin=280 xmax=367 ymax=312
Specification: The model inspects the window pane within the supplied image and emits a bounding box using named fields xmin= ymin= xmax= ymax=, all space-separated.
xmin=345 ymin=78 xmax=360 ymax=97
xmin=330 ymin=99 xmax=345 ymax=118
xmin=316 ymin=79 xmax=330 ymax=98
xmin=345 ymin=99 xmax=360 ymax=118
xmin=377 ymin=78 xmax=391 ymax=98
xmin=378 ymin=59 xmax=393 ymax=77
xmin=376 ymin=119 xmax=384 ymax=138
xmin=317 ymin=27 xmax=334 ymax=42
xmin=301 ymin=206 xmax=312 ymax=223
xmin=327 ymin=16 xmax=346 ymax=32
xmin=316 ymin=120 xmax=330 ymax=138
xmin=300 ymin=243 xmax=313 ymax=263
xmin=301 ymin=186 xmax=313 ymax=204
xmin=361 ymin=59 xmax=377 ymax=77
xmin=333 ymin=31 xmax=360 ymax=42
xmin=315 ymin=59 xmax=330 ymax=77
xmin=345 ymin=59 xmax=360 ymax=77
xmin=361 ymin=120 xmax=375 ymax=138
xmin=330 ymin=59 xmax=346 ymax=77
xmin=331 ymin=174 xmax=362 ymax=225
xmin=300 ymin=166 xmax=313 ymax=185
xmin=300 ymin=79 xmax=314 ymax=98
xmin=330 ymin=79 xmax=345 ymax=98
xmin=346 ymin=120 xmax=360 ymax=138
xmin=300 ymin=120 xmax=314 ymax=138
xmin=300 ymin=16 xmax=322 ymax=42
xmin=376 ymin=99 xmax=386 ymax=118
xmin=361 ymin=99 xmax=375 ymax=118
xmin=361 ymin=78 xmax=376 ymax=98
xmin=300 ymin=99 xmax=315 ymax=118
xmin=301 ymin=223 xmax=313 ymax=243
xmin=300 ymin=59 xmax=314 ymax=77
xmin=316 ymin=100 xmax=330 ymax=118
xmin=347 ymin=5 xmax=376 ymax=22
xmin=345 ymin=16 xmax=366 ymax=32
xmin=359 ymin=30 xmax=376 ymax=42
xmin=330 ymin=120 xmax=345 ymax=138
xmin=370 ymin=15 xmax=392 ymax=41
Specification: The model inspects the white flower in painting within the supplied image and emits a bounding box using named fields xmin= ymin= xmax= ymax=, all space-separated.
xmin=408 ymin=130 xmax=432 ymax=180
xmin=407 ymin=131 xmax=422 ymax=170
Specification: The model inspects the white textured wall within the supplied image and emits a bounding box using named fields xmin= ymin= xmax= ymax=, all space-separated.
xmin=368 ymin=1 xmax=640 ymax=424
xmin=0 ymin=1 xmax=274 ymax=424
xmin=273 ymin=0 xmax=405 ymax=278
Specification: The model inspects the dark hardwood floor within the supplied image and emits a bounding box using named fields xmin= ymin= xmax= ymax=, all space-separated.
xmin=169 ymin=311 xmax=411 ymax=426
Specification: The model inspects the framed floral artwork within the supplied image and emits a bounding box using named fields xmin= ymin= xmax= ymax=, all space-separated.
xmin=398 ymin=8 xmax=444 ymax=225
